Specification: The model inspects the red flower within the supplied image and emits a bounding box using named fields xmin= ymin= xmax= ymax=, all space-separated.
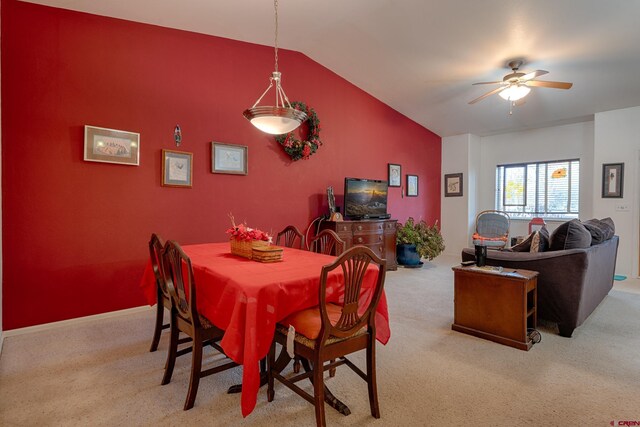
xmin=302 ymin=144 xmax=311 ymax=158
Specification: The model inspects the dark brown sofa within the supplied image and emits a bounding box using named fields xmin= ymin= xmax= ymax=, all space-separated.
xmin=461 ymin=236 xmax=619 ymax=337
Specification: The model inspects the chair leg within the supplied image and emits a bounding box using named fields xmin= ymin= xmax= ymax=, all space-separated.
xmin=161 ymin=318 xmax=179 ymax=385
xmin=267 ymin=341 xmax=276 ymax=402
xmin=184 ymin=335 xmax=203 ymax=410
xmin=149 ymin=300 xmax=164 ymax=352
xmin=329 ymin=359 xmax=336 ymax=377
xmin=293 ymin=356 xmax=301 ymax=373
xmin=312 ymin=359 xmax=326 ymax=427
xmin=366 ymin=339 xmax=380 ymax=418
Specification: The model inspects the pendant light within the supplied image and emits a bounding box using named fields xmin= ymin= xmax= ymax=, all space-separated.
xmin=243 ymin=0 xmax=307 ymax=135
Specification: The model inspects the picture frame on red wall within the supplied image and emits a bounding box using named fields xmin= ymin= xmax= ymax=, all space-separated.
xmin=407 ymin=174 xmax=419 ymax=197
xmin=162 ymin=149 xmax=193 ymax=188
xmin=83 ymin=125 xmax=140 ymax=166
xmin=388 ymin=163 xmax=401 ymax=187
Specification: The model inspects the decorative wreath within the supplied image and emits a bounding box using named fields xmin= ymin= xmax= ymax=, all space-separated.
xmin=275 ymin=101 xmax=322 ymax=161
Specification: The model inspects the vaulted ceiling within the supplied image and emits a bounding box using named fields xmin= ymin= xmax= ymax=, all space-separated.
xmin=21 ymin=0 xmax=640 ymax=137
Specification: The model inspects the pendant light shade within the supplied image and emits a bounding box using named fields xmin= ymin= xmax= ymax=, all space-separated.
xmin=243 ymin=1 xmax=307 ymax=135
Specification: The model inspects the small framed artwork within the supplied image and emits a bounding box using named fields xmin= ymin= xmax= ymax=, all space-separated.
xmin=444 ymin=173 xmax=463 ymax=197
xmin=162 ymin=149 xmax=192 ymax=188
xmin=212 ymin=142 xmax=248 ymax=175
xmin=602 ymin=163 xmax=624 ymax=198
xmin=388 ymin=163 xmax=401 ymax=187
xmin=406 ymin=175 xmax=418 ymax=197
xmin=84 ymin=125 xmax=140 ymax=165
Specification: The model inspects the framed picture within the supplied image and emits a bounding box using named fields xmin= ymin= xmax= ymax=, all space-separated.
xmin=445 ymin=173 xmax=463 ymax=197
xmin=388 ymin=163 xmax=401 ymax=187
xmin=602 ymin=163 xmax=624 ymax=198
xmin=406 ymin=175 xmax=418 ymax=197
xmin=212 ymin=142 xmax=248 ymax=175
xmin=84 ymin=125 xmax=140 ymax=165
xmin=162 ymin=149 xmax=192 ymax=188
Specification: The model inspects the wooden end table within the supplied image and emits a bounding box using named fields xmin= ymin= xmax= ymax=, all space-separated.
xmin=451 ymin=265 xmax=538 ymax=351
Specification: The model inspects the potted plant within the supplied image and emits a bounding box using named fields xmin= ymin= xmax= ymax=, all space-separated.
xmin=396 ymin=217 xmax=445 ymax=266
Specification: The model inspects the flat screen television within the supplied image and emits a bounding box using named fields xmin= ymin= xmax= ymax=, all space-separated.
xmin=343 ymin=178 xmax=389 ymax=220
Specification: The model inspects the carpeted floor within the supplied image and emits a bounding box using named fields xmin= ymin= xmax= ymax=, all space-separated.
xmin=1 ymin=254 xmax=639 ymax=426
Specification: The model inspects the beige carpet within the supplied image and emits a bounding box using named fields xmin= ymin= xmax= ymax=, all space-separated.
xmin=1 ymin=254 xmax=639 ymax=426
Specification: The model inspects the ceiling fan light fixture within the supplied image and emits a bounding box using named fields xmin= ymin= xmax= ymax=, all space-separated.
xmin=498 ymin=84 xmax=531 ymax=102
xmin=243 ymin=0 xmax=307 ymax=135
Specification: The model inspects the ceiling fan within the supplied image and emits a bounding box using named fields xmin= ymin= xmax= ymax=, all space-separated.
xmin=469 ymin=60 xmax=573 ymax=105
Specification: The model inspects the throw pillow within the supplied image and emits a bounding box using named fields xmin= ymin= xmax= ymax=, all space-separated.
xmin=600 ymin=217 xmax=616 ymax=239
xmin=582 ymin=218 xmax=616 ymax=244
xmin=511 ymin=233 xmax=534 ymax=252
xmin=549 ymin=219 xmax=592 ymax=251
xmin=529 ymin=231 xmax=544 ymax=252
xmin=532 ymin=225 xmax=550 ymax=252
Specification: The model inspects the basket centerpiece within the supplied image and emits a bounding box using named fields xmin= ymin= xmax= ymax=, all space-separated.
xmin=226 ymin=218 xmax=272 ymax=260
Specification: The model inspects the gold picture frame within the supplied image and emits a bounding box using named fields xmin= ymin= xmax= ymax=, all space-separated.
xmin=84 ymin=125 xmax=140 ymax=165
xmin=162 ymin=149 xmax=193 ymax=188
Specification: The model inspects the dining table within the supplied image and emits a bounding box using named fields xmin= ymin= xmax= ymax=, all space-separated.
xmin=139 ymin=242 xmax=391 ymax=417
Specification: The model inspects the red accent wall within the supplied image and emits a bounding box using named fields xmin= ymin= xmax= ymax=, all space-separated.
xmin=1 ymin=0 xmax=441 ymax=330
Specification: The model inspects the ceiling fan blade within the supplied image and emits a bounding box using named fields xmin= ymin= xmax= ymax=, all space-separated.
xmin=521 ymin=70 xmax=549 ymax=81
xmin=472 ymin=81 xmax=505 ymax=85
xmin=526 ymin=80 xmax=573 ymax=89
xmin=468 ymin=86 xmax=507 ymax=104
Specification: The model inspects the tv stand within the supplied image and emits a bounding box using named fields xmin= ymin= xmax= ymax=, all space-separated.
xmin=319 ymin=219 xmax=397 ymax=270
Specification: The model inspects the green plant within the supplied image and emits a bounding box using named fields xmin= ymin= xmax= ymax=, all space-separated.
xmin=397 ymin=217 xmax=445 ymax=261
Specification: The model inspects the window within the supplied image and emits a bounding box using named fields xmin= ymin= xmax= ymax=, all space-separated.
xmin=495 ymin=159 xmax=579 ymax=219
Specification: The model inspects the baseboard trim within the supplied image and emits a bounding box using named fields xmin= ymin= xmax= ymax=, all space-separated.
xmin=2 ymin=306 xmax=153 ymax=338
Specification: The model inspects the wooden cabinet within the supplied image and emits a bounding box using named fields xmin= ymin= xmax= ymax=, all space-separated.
xmin=451 ymin=266 xmax=538 ymax=351
xmin=320 ymin=219 xmax=397 ymax=271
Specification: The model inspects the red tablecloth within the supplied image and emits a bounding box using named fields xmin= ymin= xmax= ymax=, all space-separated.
xmin=139 ymin=242 xmax=390 ymax=416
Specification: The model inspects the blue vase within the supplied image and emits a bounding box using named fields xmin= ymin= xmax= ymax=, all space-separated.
xmin=396 ymin=244 xmax=421 ymax=266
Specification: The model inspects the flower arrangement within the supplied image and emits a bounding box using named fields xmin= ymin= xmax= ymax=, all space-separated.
xmin=274 ymin=101 xmax=322 ymax=161
xmin=226 ymin=223 xmax=271 ymax=242
xmin=226 ymin=215 xmax=272 ymax=259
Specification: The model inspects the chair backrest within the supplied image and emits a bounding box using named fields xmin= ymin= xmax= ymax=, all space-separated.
xmin=475 ymin=210 xmax=510 ymax=238
xmin=310 ymin=229 xmax=346 ymax=256
xmin=149 ymin=233 xmax=171 ymax=299
xmin=528 ymin=217 xmax=546 ymax=234
xmin=318 ymin=246 xmax=386 ymax=340
xmin=161 ymin=240 xmax=202 ymax=328
xmin=276 ymin=225 xmax=305 ymax=249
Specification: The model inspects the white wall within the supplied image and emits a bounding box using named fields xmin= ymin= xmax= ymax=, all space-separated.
xmin=441 ymin=134 xmax=481 ymax=255
xmin=593 ymin=106 xmax=640 ymax=277
xmin=479 ymin=122 xmax=595 ymax=238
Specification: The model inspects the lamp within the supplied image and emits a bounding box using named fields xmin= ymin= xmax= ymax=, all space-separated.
xmin=243 ymin=0 xmax=307 ymax=135
xmin=499 ymin=84 xmax=531 ymax=102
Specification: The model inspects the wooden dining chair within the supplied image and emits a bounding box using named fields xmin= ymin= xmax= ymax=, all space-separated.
xmin=161 ymin=240 xmax=238 ymax=410
xmin=148 ymin=233 xmax=171 ymax=352
xmin=267 ymin=246 xmax=387 ymax=427
xmin=276 ymin=225 xmax=305 ymax=249
xmin=310 ymin=229 xmax=346 ymax=256
xmin=303 ymin=228 xmax=347 ymax=376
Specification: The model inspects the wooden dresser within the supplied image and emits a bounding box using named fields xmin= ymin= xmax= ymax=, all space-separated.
xmin=319 ymin=219 xmax=398 ymax=270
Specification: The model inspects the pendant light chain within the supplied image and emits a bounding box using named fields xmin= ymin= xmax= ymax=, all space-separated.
xmin=274 ymin=0 xmax=279 ymax=73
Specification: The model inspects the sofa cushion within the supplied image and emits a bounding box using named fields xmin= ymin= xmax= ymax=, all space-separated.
xmin=582 ymin=218 xmax=615 ymax=244
xmin=550 ymin=219 xmax=592 ymax=250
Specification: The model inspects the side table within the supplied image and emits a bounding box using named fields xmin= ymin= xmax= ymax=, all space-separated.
xmin=451 ymin=265 xmax=538 ymax=351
